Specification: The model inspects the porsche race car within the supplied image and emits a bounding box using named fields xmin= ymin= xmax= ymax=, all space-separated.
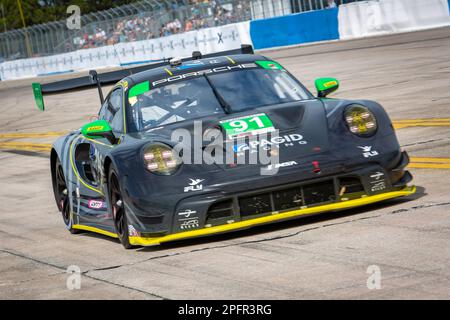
xmin=32 ymin=45 xmax=415 ymax=249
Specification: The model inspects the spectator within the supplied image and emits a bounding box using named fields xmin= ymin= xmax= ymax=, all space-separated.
xmin=327 ymin=0 xmax=337 ymax=8
xmin=65 ymin=0 xmax=252 ymax=51
xmin=185 ymin=19 xmax=193 ymax=32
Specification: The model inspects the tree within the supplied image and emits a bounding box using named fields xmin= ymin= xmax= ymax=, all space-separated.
xmin=0 ymin=0 xmax=139 ymax=31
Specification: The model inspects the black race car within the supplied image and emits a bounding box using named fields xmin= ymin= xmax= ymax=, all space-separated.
xmin=32 ymin=45 xmax=415 ymax=249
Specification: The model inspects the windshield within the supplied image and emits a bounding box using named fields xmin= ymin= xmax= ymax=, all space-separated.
xmin=127 ymin=67 xmax=310 ymax=132
xmin=208 ymin=68 xmax=310 ymax=112
xmin=128 ymin=77 xmax=225 ymax=132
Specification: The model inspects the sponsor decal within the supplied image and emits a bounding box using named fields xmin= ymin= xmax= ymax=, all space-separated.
xmin=88 ymin=199 xmax=104 ymax=209
xmin=184 ymin=178 xmax=204 ymax=193
xmin=359 ymin=146 xmax=379 ymax=158
xmin=178 ymin=209 xmax=197 ymax=218
xmin=86 ymin=126 xmax=104 ymax=132
xmin=369 ymin=171 xmax=387 ymax=192
xmin=128 ymin=225 xmax=140 ymax=237
xmin=370 ymin=172 xmax=384 ymax=180
xmin=323 ymin=80 xmax=337 ymax=88
xmin=371 ymin=181 xmax=386 ymax=192
xmin=180 ymin=219 xmax=200 ymax=230
xmin=234 ymin=134 xmax=307 ymax=155
xmin=178 ymin=209 xmax=200 ymax=230
xmin=265 ymin=161 xmax=298 ymax=171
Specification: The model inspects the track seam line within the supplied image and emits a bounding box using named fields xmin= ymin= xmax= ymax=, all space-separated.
xmin=86 ymin=201 xmax=450 ymax=271
xmin=0 ymin=248 xmax=168 ymax=300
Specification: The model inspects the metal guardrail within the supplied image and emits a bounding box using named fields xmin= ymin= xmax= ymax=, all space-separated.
xmin=0 ymin=0 xmax=363 ymax=62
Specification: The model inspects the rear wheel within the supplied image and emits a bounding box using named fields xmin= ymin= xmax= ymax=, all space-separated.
xmin=108 ymin=168 xmax=134 ymax=249
xmin=54 ymin=158 xmax=80 ymax=234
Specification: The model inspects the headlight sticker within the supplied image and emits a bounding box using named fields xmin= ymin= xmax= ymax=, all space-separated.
xmin=345 ymin=105 xmax=377 ymax=137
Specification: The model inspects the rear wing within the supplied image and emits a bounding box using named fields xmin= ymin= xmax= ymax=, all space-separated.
xmin=32 ymin=44 xmax=254 ymax=111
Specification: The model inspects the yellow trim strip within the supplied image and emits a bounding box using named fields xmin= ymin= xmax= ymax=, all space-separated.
xmin=225 ymin=56 xmax=236 ymax=64
xmin=121 ymin=84 xmax=127 ymax=134
xmin=128 ymin=186 xmax=416 ymax=246
xmin=69 ymin=136 xmax=104 ymax=196
xmin=72 ymin=224 xmax=118 ymax=238
xmin=164 ymin=68 xmax=174 ymax=76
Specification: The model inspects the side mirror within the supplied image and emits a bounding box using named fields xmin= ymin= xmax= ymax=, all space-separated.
xmin=81 ymin=120 xmax=117 ymax=144
xmin=315 ymin=78 xmax=339 ymax=98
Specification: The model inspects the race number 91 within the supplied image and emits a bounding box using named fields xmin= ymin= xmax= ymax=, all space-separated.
xmin=220 ymin=113 xmax=275 ymax=139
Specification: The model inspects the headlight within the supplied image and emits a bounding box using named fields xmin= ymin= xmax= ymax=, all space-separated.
xmin=143 ymin=143 xmax=182 ymax=175
xmin=344 ymin=104 xmax=377 ymax=137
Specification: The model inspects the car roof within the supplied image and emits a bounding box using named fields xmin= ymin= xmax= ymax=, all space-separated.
xmin=124 ymin=54 xmax=269 ymax=86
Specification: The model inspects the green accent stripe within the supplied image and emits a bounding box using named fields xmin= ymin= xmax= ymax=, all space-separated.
xmin=129 ymin=81 xmax=150 ymax=98
xmin=255 ymin=60 xmax=284 ymax=70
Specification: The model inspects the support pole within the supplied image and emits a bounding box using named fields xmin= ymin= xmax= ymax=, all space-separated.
xmin=16 ymin=0 xmax=32 ymax=57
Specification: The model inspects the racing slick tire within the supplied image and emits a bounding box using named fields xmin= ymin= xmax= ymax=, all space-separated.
xmin=53 ymin=158 xmax=81 ymax=234
xmin=108 ymin=167 xmax=135 ymax=249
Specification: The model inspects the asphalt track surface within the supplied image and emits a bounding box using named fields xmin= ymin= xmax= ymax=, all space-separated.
xmin=1 ymin=27 xmax=450 ymax=299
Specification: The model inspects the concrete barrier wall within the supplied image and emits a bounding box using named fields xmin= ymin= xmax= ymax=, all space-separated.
xmin=338 ymin=0 xmax=450 ymax=40
xmin=1 ymin=0 xmax=450 ymax=81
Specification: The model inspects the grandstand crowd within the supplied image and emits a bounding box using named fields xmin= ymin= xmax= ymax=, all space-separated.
xmin=70 ymin=0 xmax=251 ymax=50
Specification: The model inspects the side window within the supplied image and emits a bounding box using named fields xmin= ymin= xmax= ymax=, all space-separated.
xmin=98 ymin=100 xmax=108 ymax=120
xmin=101 ymin=88 xmax=124 ymax=133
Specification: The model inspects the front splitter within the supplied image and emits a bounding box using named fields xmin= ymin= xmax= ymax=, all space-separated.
xmin=129 ymin=185 xmax=416 ymax=246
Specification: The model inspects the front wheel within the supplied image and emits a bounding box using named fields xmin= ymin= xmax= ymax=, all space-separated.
xmin=108 ymin=168 xmax=134 ymax=249
xmin=54 ymin=158 xmax=80 ymax=234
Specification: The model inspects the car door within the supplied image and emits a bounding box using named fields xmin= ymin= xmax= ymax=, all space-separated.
xmin=71 ymin=87 xmax=124 ymax=227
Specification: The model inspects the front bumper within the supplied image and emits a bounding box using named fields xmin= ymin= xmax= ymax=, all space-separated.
xmin=129 ymin=150 xmax=412 ymax=230
xmin=129 ymin=185 xmax=416 ymax=246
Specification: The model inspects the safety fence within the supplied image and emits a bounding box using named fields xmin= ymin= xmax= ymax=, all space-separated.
xmin=0 ymin=0 xmax=362 ymax=62
xmin=1 ymin=0 xmax=449 ymax=80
